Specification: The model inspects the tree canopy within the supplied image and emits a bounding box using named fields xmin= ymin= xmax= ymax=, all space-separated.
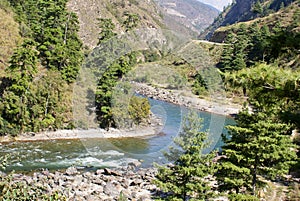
xmin=154 ymin=112 xmax=217 ymax=200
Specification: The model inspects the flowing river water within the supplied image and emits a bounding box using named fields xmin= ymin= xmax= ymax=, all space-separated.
xmin=0 ymin=98 xmax=235 ymax=172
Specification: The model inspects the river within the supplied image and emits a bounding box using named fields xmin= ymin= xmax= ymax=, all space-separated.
xmin=0 ymin=98 xmax=235 ymax=172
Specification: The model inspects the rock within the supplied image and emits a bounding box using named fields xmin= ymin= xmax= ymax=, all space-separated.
xmin=132 ymin=178 xmax=144 ymax=186
xmin=91 ymin=184 xmax=103 ymax=194
xmin=104 ymin=182 xmax=120 ymax=197
xmin=96 ymin=169 xmax=104 ymax=175
xmin=103 ymin=168 xmax=122 ymax=176
xmin=128 ymin=160 xmax=142 ymax=168
xmin=83 ymin=171 xmax=92 ymax=178
xmin=92 ymin=177 xmax=105 ymax=185
xmin=2 ymin=167 xmax=160 ymax=201
xmin=66 ymin=166 xmax=78 ymax=175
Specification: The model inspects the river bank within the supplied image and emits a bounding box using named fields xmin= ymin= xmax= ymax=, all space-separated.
xmin=0 ymin=83 xmax=241 ymax=143
xmin=0 ymin=114 xmax=163 ymax=143
xmin=135 ymin=83 xmax=242 ymax=116
xmin=1 ymin=166 xmax=159 ymax=201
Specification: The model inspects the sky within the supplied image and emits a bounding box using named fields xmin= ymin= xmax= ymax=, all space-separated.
xmin=197 ymin=0 xmax=232 ymax=11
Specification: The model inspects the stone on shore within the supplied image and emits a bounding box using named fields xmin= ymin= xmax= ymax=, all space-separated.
xmin=5 ymin=167 xmax=158 ymax=200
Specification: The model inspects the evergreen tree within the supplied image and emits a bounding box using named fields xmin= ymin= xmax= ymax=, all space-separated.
xmin=216 ymin=108 xmax=297 ymax=196
xmin=97 ymin=18 xmax=117 ymax=45
xmin=128 ymin=96 xmax=150 ymax=125
xmin=95 ymin=52 xmax=151 ymax=129
xmin=154 ymin=112 xmax=216 ymax=200
xmin=224 ymin=63 xmax=300 ymax=126
xmin=219 ymin=25 xmax=249 ymax=72
xmin=9 ymin=0 xmax=83 ymax=82
xmin=1 ymin=39 xmax=38 ymax=134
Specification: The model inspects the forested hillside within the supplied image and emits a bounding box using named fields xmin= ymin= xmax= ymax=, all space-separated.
xmin=197 ymin=0 xmax=300 ymax=199
xmin=0 ymin=0 xmax=83 ymax=135
xmin=201 ymin=0 xmax=297 ymax=39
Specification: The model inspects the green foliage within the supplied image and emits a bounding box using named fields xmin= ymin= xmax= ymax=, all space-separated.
xmin=224 ymin=63 xmax=300 ymax=127
xmin=118 ymin=191 xmax=127 ymax=201
xmin=219 ymin=9 xmax=300 ymax=72
xmin=1 ymin=50 xmax=71 ymax=135
xmin=218 ymin=26 xmax=249 ymax=72
xmin=192 ymin=73 xmax=208 ymax=96
xmin=9 ymin=0 xmax=83 ymax=83
xmin=0 ymin=0 xmax=83 ymax=135
xmin=219 ymin=62 xmax=300 ymax=197
xmin=154 ymin=112 xmax=216 ymax=200
xmin=0 ymin=40 xmax=38 ymax=134
xmin=97 ymin=18 xmax=117 ymax=45
xmin=228 ymin=193 xmax=259 ymax=201
xmin=122 ymin=12 xmax=140 ymax=32
xmin=95 ymin=52 xmax=150 ymax=129
xmin=217 ymin=108 xmax=297 ymax=195
xmin=128 ymin=96 xmax=150 ymax=125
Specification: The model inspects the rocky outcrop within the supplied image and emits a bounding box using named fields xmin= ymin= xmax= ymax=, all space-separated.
xmin=135 ymin=83 xmax=241 ymax=116
xmin=9 ymin=167 xmax=159 ymax=201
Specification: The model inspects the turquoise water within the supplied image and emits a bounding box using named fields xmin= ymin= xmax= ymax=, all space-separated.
xmin=0 ymin=98 xmax=235 ymax=172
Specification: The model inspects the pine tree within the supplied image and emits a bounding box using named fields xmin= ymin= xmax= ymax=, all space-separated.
xmin=10 ymin=0 xmax=83 ymax=82
xmin=97 ymin=18 xmax=117 ymax=44
xmin=154 ymin=112 xmax=217 ymax=200
xmin=216 ymin=108 xmax=297 ymax=196
xmin=1 ymin=39 xmax=38 ymax=134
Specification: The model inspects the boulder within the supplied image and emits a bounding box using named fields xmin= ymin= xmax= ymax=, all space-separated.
xmin=65 ymin=166 xmax=78 ymax=175
xmin=103 ymin=168 xmax=122 ymax=176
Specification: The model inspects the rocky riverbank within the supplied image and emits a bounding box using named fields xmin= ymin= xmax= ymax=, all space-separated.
xmin=0 ymin=113 xmax=163 ymax=143
xmin=135 ymin=83 xmax=241 ymax=116
xmin=2 ymin=166 xmax=158 ymax=201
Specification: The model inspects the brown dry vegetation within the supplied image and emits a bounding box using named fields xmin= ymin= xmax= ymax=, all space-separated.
xmin=67 ymin=0 xmax=163 ymax=49
xmin=0 ymin=7 xmax=21 ymax=72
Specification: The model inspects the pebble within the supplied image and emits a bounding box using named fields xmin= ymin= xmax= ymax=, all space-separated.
xmin=6 ymin=167 xmax=159 ymax=200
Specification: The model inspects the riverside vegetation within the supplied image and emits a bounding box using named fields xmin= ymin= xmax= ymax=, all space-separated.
xmin=0 ymin=0 xmax=300 ymax=200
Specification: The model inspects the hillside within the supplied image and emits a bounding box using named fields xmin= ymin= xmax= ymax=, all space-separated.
xmin=197 ymin=0 xmax=232 ymax=11
xmin=0 ymin=4 xmax=21 ymax=71
xmin=210 ymin=1 xmax=300 ymax=42
xmin=209 ymin=1 xmax=300 ymax=69
xmin=67 ymin=0 xmax=219 ymax=48
xmin=67 ymin=0 xmax=164 ymax=49
xmin=157 ymin=0 xmax=219 ymax=36
xmin=202 ymin=0 xmax=297 ymax=39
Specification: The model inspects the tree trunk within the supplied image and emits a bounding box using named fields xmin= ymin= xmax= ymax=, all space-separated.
xmin=252 ymin=163 xmax=257 ymax=196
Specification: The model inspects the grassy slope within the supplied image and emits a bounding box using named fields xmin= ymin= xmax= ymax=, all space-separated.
xmin=0 ymin=5 xmax=21 ymax=73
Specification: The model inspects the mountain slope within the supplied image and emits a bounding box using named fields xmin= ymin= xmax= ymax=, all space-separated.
xmin=67 ymin=0 xmax=164 ymax=48
xmin=67 ymin=0 xmax=220 ymax=48
xmin=0 ymin=4 xmax=21 ymax=71
xmin=202 ymin=0 xmax=297 ymax=40
xmin=157 ymin=0 xmax=219 ymax=35
xmin=197 ymin=0 xmax=232 ymax=11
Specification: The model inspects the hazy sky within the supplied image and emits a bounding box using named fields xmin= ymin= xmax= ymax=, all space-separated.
xmin=197 ymin=0 xmax=232 ymax=11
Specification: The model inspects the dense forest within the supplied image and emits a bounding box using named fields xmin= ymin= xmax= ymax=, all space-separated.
xmin=0 ymin=0 xmax=153 ymax=134
xmin=0 ymin=0 xmax=83 ymax=135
